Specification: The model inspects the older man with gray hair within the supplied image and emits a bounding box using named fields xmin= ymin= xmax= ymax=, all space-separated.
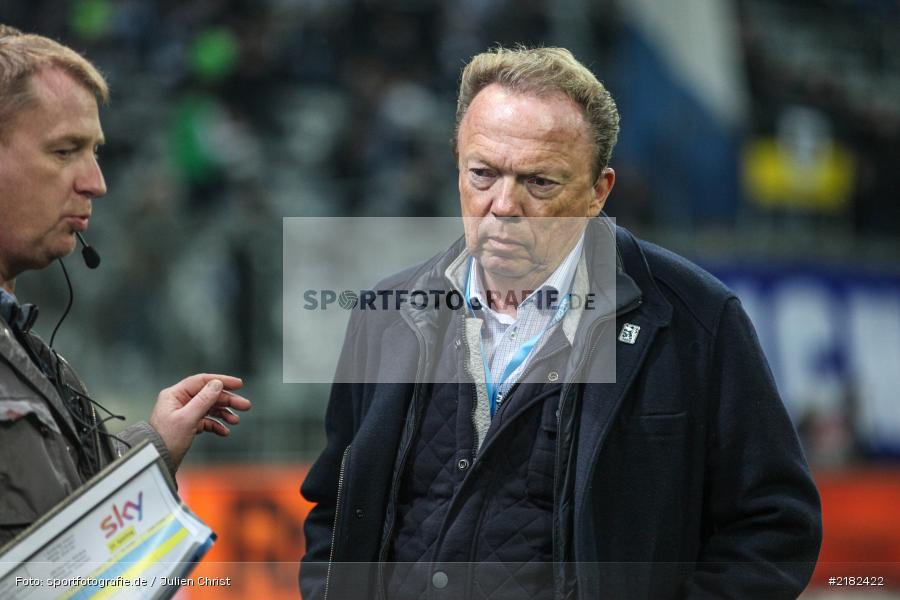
xmin=300 ymin=45 xmax=821 ymax=599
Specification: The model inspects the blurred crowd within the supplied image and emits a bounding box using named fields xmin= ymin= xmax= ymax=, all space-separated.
xmin=2 ymin=0 xmax=898 ymax=463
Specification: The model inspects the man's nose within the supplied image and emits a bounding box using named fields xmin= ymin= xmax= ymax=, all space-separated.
xmin=75 ymin=155 xmax=107 ymax=199
xmin=491 ymin=176 xmax=524 ymax=218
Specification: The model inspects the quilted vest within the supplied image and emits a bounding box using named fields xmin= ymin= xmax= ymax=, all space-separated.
xmin=385 ymin=316 xmax=572 ymax=600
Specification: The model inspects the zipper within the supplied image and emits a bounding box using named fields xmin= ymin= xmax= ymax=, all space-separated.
xmin=550 ymin=296 xmax=642 ymax=598
xmin=461 ymin=318 xmax=481 ymax=460
xmin=551 ymin=382 xmax=574 ymax=600
xmin=91 ymin=402 xmax=102 ymax=468
xmin=553 ymin=295 xmax=643 ymax=479
xmin=374 ymin=310 xmax=429 ymax=597
xmin=552 ymin=381 xmax=572 ymax=560
xmin=324 ymin=444 xmax=351 ymax=600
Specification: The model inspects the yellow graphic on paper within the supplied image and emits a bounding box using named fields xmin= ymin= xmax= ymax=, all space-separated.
xmin=106 ymin=526 xmax=136 ymax=553
xmin=90 ymin=527 xmax=188 ymax=600
xmin=59 ymin=514 xmax=185 ymax=600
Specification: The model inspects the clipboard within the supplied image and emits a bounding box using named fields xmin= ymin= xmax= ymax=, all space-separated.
xmin=0 ymin=440 xmax=215 ymax=599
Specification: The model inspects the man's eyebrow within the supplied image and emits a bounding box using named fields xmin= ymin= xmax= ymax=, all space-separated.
xmin=49 ymin=133 xmax=106 ymax=147
xmin=523 ymin=169 xmax=572 ymax=181
xmin=467 ymin=156 xmax=509 ymax=174
xmin=465 ymin=155 xmax=495 ymax=168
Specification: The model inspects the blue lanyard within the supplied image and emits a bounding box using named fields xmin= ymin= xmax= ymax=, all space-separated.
xmin=465 ymin=259 xmax=570 ymax=416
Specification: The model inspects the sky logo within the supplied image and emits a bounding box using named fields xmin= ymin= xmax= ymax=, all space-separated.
xmin=99 ymin=491 xmax=144 ymax=539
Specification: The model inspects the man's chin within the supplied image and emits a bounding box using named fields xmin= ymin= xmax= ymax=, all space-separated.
xmin=34 ymin=242 xmax=78 ymax=270
xmin=480 ymin=258 xmax=542 ymax=287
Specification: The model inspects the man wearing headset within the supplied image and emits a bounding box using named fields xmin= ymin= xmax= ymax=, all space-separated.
xmin=0 ymin=25 xmax=251 ymax=546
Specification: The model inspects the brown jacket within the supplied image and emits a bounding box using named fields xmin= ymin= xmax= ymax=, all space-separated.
xmin=0 ymin=317 xmax=174 ymax=547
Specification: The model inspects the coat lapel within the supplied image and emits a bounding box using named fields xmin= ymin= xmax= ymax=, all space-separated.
xmin=573 ymin=312 xmax=662 ymax=518
xmin=572 ymin=225 xmax=674 ymax=522
xmin=0 ymin=320 xmax=79 ymax=439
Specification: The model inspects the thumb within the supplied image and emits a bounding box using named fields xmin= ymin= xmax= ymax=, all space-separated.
xmin=181 ymin=379 xmax=223 ymax=422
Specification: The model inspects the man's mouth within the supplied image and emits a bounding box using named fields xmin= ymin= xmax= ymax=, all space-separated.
xmin=484 ymin=236 xmax=525 ymax=250
xmin=64 ymin=215 xmax=90 ymax=231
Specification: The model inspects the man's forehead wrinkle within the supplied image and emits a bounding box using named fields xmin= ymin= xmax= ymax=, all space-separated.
xmin=459 ymin=85 xmax=594 ymax=178
xmin=465 ymin=84 xmax=591 ymax=138
xmin=465 ymin=133 xmax=575 ymax=176
xmin=466 ymin=104 xmax=588 ymax=146
xmin=466 ymin=118 xmax=580 ymax=147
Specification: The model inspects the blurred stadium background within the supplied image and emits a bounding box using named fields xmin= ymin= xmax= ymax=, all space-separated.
xmin=3 ymin=0 xmax=899 ymax=597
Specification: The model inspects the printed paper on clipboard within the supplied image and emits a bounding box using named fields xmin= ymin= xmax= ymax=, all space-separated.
xmin=0 ymin=440 xmax=215 ymax=599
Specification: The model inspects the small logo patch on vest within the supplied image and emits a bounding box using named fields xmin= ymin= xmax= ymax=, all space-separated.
xmin=618 ymin=323 xmax=640 ymax=344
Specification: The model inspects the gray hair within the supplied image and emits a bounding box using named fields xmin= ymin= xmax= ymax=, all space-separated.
xmin=0 ymin=26 xmax=109 ymax=138
xmin=455 ymin=45 xmax=619 ymax=177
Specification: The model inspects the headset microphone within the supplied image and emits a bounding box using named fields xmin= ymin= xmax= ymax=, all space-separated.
xmin=75 ymin=232 xmax=101 ymax=269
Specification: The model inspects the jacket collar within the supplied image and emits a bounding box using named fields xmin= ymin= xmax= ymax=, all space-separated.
xmin=0 ymin=288 xmax=39 ymax=334
xmin=0 ymin=318 xmax=79 ymax=439
xmin=611 ymin=224 xmax=673 ymax=328
xmin=399 ymin=218 xmax=664 ymax=331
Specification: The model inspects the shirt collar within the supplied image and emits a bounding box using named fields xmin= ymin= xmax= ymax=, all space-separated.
xmin=0 ymin=288 xmax=20 ymax=326
xmin=0 ymin=288 xmax=39 ymax=333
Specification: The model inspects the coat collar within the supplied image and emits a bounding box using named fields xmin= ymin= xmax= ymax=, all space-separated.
xmin=0 ymin=318 xmax=79 ymax=439
xmin=611 ymin=224 xmax=673 ymax=327
xmin=400 ymin=219 xmax=665 ymax=329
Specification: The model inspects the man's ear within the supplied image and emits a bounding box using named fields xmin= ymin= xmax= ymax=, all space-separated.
xmin=590 ymin=167 xmax=615 ymax=216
